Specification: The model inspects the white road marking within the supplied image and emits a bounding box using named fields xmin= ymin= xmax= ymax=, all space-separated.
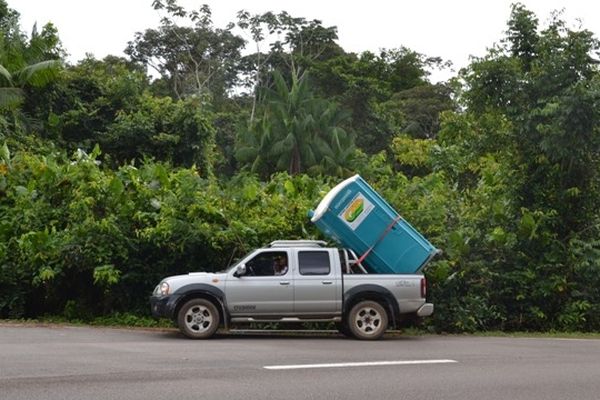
xmin=264 ymin=359 xmax=458 ymax=370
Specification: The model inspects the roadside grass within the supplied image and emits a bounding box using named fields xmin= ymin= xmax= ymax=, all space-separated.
xmin=0 ymin=313 xmax=174 ymax=330
xmin=399 ymin=327 xmax=600 ymax=339
xmin=465 ymin=330 xmax=600 ymax=339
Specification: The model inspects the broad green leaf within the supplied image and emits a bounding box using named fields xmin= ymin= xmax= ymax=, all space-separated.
xmin=0 ymin=143 xmax=10 ymax=163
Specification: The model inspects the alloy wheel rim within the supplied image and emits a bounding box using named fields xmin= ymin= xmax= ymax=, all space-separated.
xmin=184 ymin=305 xmax=213 ymax=332
xmin=354 ymin=307 xmax=382 ymax=335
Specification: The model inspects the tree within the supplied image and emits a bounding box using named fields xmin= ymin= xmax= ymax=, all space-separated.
xmin=458 ymin=3 xmax=600 ymax=330
xmin=311 ymin=48 xmax=451 ymax=152
xmin=236 ymin=70 xmax=354 ymax=176
xmin=33 ymin=56 xmax=148 ymax=149
xmin=126 ymin=0 xmax=244 ymax=103
xmin=378 ymin=83 xmax=455 ymax=139
xmin=103 ymin=93 xmax=216 ymax=172
xmin=236 ymin=10 xmax=341 ymax=123
xmin=0 ymin=1 xmax=62 ymax=136
xmin=463 ymin=3 xmax=600 ymax=240
xmin=0 ymin=59 xmax=61 ymax=109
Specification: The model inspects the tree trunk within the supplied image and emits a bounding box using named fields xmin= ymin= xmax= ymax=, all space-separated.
xmin=289 ymin=145 xmax=301 ymax=175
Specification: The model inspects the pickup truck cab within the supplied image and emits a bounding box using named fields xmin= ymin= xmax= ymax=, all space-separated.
xmin=150 ymin=240 xmax=433 ymax=340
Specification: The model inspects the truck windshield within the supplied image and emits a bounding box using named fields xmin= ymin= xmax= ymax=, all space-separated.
xmin=221 ymin=249 xmax=255 ymax=273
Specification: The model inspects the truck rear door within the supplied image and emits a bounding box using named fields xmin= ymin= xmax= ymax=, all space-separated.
xmin=292 ymin=249 xmax=341 ymax=315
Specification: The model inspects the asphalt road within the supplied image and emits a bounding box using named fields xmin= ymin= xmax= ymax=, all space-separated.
xmin=1 ymin=325 xmax=599 ymax=400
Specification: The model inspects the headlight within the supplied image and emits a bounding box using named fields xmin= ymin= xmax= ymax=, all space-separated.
xmin=159 ymin=282 xmax=170 ymax=296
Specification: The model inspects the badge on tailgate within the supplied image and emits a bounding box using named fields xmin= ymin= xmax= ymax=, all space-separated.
xmin=395 ymin=280 xmax=417 ymax=288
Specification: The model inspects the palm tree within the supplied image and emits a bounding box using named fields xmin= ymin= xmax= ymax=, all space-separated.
xmin=0 ymin=60 xmax=60 ymax=137
xmin=236 ymin=70 xmax=354 ymax=176
xmin=0 ymin=59 xmax=60 ymax=109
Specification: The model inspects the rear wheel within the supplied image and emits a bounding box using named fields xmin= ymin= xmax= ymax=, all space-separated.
xmin=347 ymin=300 xmax=388 ymax=340
xmin=177 ymin=298 xmax=220 ymax=339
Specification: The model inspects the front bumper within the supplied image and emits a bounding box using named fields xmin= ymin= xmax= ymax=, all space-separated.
xmin=150 ymin=295 xmax=180 ymax=319
xmin=416 ymin=303 xmax=434 ymax=317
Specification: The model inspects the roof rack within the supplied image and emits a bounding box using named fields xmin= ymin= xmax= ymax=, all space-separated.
xmin=268 ymin=240 xmax=327 ymax=248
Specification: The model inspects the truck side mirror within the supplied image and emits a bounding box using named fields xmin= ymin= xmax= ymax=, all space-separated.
xmin=234 ymin=264 xmax=247 ymax=277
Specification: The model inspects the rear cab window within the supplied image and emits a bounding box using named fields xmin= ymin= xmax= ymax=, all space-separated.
xmin=298 ymin=251 xmax=331 ymax=275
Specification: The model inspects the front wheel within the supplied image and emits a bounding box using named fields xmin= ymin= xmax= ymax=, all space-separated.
xmin=177 ymin=298 xmax=220 ymax=339
xmin=347 ymin=301 xmax=388 ymax=340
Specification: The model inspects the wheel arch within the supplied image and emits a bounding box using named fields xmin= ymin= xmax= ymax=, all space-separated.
xmin=343 ymin=284 xmax=400 ymax=328
xmin=172 ymin=284 xmax=229 ymax=328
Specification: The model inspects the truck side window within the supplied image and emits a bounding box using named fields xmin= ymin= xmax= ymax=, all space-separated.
xmin=298 ymin=251 xmax=330 ymax=276
xmin=245 ymin=251 xmax=288 ymax=276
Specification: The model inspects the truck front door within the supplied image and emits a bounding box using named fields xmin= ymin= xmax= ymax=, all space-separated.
xmin=225 ymin=250 xmax=294 ymax=316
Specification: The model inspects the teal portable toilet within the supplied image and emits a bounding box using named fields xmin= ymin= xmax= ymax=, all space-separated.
xmin=309 ymin=175 xmax=438 ymax=274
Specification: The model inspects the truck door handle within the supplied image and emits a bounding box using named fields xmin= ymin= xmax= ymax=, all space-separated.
xmin=322 ymin=281 xmax=333 ymax=285
xmin=279 ymin=281 xmax=290 ymax=285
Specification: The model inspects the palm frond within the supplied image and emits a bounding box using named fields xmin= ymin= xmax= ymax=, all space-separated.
xmin=250 ymin=155 xmax=264 ymax=173
xmin=235 ymin=146 xmax=259 ymax=162
xmin=241 ymin=68 xmax=355 ymax=176
xmin=0 ymin=87 xmax=24 ymax=109
xmin=271 ymin=138 xmax=290 ymax=155
xmin=14 ymin=60 xmax=61 ymax=87
xmin=304 ymin=146 xmax=317 ymax=166
xmin=0 ymin=64 xmax=13 ymax=86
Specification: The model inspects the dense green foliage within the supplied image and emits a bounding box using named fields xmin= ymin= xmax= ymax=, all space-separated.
xmin=1 ymin=1 xmax=599 ymax=332
xmin=0 ymin=146 xmax=327 ymax=316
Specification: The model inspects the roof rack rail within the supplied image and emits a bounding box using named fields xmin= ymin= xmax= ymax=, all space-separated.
xmin=268 ymin=240 xmax=327 ymax=248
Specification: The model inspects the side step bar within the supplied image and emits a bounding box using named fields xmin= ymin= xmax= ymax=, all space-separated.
xmin=231 ymin=316 xmax=342 ymax=323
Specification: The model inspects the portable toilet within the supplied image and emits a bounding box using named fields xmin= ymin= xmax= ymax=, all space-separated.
xmin=309 ymin=175 xmax=438 ymax=274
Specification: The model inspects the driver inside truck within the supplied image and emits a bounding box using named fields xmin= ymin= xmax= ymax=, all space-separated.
xmin=273 ymin=255 xmax=288 ymax=276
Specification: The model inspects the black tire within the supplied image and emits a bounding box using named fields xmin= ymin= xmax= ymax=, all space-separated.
xmin=347 ymin=300 xmax=388 ymax=340
xmin=177 ymin=298 xmax=220 ymax=339
xmin=335 ymin=321 xmax=351 ymax=337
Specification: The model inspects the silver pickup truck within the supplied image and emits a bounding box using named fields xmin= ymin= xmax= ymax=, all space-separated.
xmin=150 ymin=240 xmax=433 ymax=340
